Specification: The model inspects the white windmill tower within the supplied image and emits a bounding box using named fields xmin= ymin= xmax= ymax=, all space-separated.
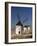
xmin=22 ymin=17 xmax=28 ymax=33
xmin=16 ymin=14 xmax=23 ymax=35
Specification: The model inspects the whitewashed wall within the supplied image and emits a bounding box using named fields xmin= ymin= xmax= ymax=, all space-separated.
xmin=16 ymin=25 xmax=21 ymax=35
xmin=23 ymin=27 xmax=27 ymax=32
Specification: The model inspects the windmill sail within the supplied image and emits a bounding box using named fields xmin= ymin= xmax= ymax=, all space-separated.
xmin=17 ymin=13 xmax=20 ymax=22
xmin=23 ymin=17 xmax=28 ymax=23
xmin=16 ymin=13 xmax=23 ymax=26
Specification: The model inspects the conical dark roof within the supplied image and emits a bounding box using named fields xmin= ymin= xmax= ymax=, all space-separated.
xmin=24 ymin=25 xmax=28 ymax=28
xmin=24 ymin=25 xmax=30 ymax=27
xmin=16 ymin=21 xmax=23 ymax=26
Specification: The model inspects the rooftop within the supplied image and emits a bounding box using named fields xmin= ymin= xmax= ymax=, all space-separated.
xmin=16 ymin=21 xmax=23 ymax=26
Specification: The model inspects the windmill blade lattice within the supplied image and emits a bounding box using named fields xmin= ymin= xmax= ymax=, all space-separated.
xmin=17 ymin=13 xmax=21 ymax=22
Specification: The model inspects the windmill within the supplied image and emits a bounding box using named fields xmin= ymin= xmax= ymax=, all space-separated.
xmin=22 ymin=16 xmax=31 ymax=33
xmin=16 ymin=13 xmax=23 ymax=35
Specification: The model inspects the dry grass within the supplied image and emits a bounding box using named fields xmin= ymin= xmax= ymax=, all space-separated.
xmin=11 ymin=29 xmax=32 ymax=39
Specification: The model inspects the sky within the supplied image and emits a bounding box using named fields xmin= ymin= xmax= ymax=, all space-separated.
xmin=11 ymin=7 xmax=32 ymax=29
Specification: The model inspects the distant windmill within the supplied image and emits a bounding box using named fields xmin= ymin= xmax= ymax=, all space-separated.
xmin=16 ymin=13 xmax=23 ymax=35
xmin=22 ymin=16 xmax=31 ymax=32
